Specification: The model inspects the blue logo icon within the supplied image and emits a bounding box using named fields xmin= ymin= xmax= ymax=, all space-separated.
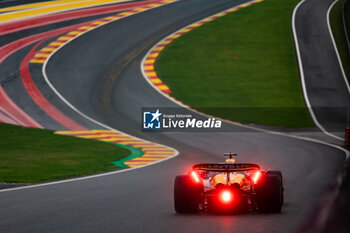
xmin=143 ymin=109 xmax=162 ymax=129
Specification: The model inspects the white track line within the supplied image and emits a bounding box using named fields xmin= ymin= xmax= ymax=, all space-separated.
xmin=0 ymin=0 xmax=179 ymax=193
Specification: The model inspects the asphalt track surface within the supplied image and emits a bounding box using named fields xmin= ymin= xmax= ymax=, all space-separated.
xmin=0 ymin=0 xmax=348 ymax=232
xmin=294 ymin=0 xmax=350 ymax=138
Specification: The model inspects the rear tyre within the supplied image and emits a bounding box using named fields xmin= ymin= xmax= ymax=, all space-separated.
xmin=174 ymin=175 xmax=202 ymax=213
xmin=267 ymin=171 xmax=284 ymax=203
xmin=267 ymin=171 xmax=283 ymax=185
xmin=256 ymin=171 xmax=284 ymax=213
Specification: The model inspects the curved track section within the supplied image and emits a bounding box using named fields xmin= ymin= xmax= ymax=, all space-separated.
xmin=0 ymin=0 xmax=348 ymax=232
xmin=293 ymin=0 xmax=350 ymax=140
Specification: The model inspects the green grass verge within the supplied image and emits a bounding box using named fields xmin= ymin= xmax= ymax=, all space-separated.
xmin=0 ymin=123 xmax=130 ymax=183
xmin=345 ymin=1 xmax=350 ymax=43
xmin=155 ymin=0 xmax=314 ymax=127
xmin=330 ymin=0 xmax=350 ymax=83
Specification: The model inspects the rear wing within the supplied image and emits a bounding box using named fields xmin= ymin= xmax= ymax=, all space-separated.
xmin=192 ymin=163 xmax=260 ymax=172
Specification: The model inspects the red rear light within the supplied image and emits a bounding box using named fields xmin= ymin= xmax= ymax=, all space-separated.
xmin=220 ymin=190 xmax=233 ymax=203
xmin=190 ymin=171 xmax=200 ymax=183
xmin=252 ymin=171 xmax=261 ymax=184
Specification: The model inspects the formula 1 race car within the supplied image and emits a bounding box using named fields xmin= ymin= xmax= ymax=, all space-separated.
xmin=174 ymin=153 xmax=284 ymax=214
